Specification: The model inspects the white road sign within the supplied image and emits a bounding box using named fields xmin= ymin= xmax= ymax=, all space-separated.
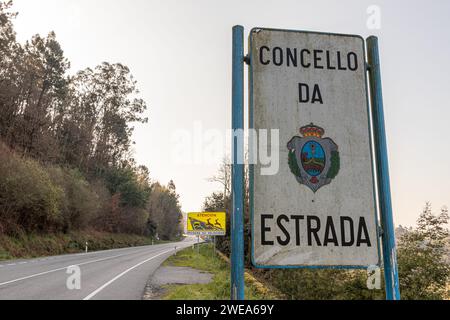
xmin=250 ymin=28 xmax=380 ymax=267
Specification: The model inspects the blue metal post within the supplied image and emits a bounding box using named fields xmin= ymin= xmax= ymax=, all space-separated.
xmin=231 ymin=25 xmax=245 ymax=301
xmin=366 ymin=36 xmax=401 ymax=300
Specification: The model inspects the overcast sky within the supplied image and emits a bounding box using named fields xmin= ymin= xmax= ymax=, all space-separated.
xmin=12 ymin=0 xmax=450 ymax=227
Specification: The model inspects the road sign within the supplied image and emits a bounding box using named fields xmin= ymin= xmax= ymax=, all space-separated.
xmin=249 ymin=28 xmax=380 ymax=268
xmin=187 ymin=212 xmax=226 ymax=236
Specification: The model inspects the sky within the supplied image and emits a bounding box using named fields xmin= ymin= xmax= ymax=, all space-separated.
xmin=11 ymin=0 xmax=450 ymax=227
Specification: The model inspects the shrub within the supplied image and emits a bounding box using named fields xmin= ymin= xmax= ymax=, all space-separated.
xmin=48 ymin=167 xmax=100 ymax=231
xmin=0 ymin=143 xmax=63 ymax=234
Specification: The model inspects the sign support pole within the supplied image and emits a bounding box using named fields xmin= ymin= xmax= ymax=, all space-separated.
xmin=231 ymin=25 xmax=245 ymax=301
xmin=366 ymin=36 xmax=401 ymax=301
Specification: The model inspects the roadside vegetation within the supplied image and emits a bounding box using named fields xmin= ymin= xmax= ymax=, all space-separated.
xmin=0 ymin=230 xmax=160 ymax=261
xmin=0 ymin=1 xmax=183 ymax=258
xmin=162 ymin=244 xmax=283 ymax=300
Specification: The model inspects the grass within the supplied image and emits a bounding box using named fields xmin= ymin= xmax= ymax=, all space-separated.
xmin=161 ymin=244 xmax=281 ymax=300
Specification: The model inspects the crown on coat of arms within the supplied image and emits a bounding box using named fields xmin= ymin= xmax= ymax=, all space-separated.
xmin=300 ymin=123 xmax=325 ymax=138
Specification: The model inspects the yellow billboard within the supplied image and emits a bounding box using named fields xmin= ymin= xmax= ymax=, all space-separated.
xmin=187 ymin=212 xmax=226 ymax=236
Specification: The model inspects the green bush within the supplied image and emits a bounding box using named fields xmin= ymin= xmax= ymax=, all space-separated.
xmin=0 ymin=144 xmax=63 ymax=234
xmin=0 ymin=142 xmax=178 ymax=246
xmin=48 ymin=167 xmax=100 ymax=231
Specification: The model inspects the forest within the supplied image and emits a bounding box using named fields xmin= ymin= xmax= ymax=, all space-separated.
xmin=0 ymin=1 xmax=182 ymax=242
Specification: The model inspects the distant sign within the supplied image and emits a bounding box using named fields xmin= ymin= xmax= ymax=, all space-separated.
xmin=187 ymin=212 xmax=226 ymax=236
xmin=250 ymin=28 xmax=380 ymax=267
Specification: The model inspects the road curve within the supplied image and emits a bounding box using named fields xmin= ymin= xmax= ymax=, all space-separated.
xmin=0 ymin=239 xmax=196 ymax=300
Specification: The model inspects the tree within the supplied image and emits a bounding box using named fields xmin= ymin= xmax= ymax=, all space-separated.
xmin=207 ymin=156 xmax=232 ymax=197
xmin=147 ymin=182 xmax=183 ymax=240
xmin=0 ymin=1 xmax=23 ymax=145
xmin=205 ymin=155 xmax=251 ymax=262
xmin=104 ymin=165 xmax=150 ymax=209
xmin=66 ymin=63 xmax=148 ymax=171
xmin=397 ymin=203 xmax=450 ymax=299
xmin=11 ymin=32 xmax=69 ymax=161
xmin=0 ymin=1 xmax=186 ymax=243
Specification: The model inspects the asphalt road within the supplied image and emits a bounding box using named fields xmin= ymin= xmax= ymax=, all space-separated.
xmin=0 ymin=238 xmax=197 ymax=300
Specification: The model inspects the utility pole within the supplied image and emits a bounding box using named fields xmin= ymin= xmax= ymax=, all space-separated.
xmin=231 ymin=25 xmax=245 ymax=301
xmin=367 ymin=36 xmax=401 ymax=300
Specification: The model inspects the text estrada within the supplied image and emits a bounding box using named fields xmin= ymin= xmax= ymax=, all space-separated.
xmin=260 ymin=214 xmax=373 ymax=247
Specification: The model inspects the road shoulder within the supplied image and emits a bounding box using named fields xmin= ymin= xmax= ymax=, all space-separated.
xmin=143 ymin=244 xmax=282 ymax=300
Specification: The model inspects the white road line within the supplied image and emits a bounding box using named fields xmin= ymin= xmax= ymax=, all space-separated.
xmin=1 ymin=243 xmax=175 ymax=267
xmin=20 ymin=244 xmax=158 ymax=264
xmin=0 ymin=251 xmax=145 ymax=288
xmin=83 ymin=249 xmax=175 ymax=300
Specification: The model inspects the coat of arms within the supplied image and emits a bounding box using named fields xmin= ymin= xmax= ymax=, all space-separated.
xmin=287 ymin=124 xmax=340 ymax=193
